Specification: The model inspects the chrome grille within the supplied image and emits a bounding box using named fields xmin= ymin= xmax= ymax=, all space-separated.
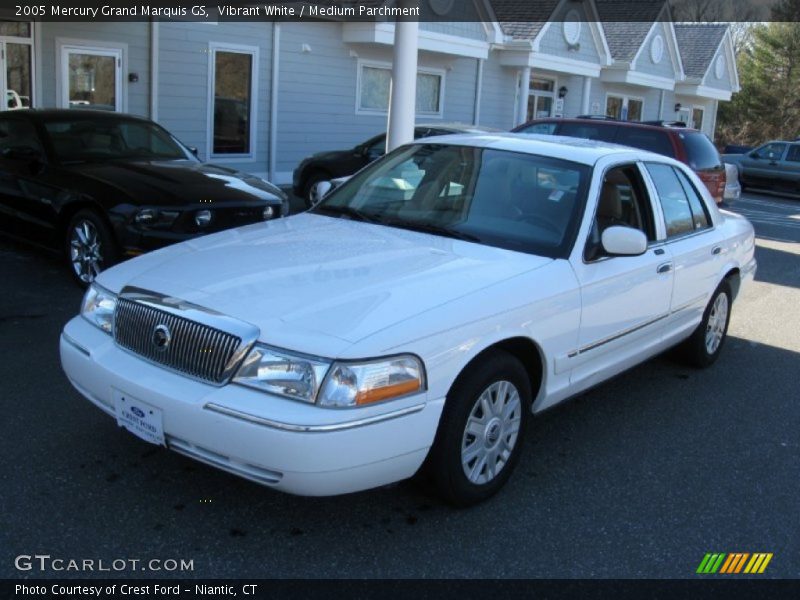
xmin=114 ymin=298 xmax=243 ymax=385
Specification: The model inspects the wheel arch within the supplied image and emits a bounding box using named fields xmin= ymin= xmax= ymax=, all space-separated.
xmin=447 ymin=336 xmax=546 ymax=411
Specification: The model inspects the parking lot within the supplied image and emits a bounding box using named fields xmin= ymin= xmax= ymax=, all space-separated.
xmin=1 ymin=192 xmax=798 ymax=579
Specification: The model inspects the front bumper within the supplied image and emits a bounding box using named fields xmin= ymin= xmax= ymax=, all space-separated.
xmin=60 ymin=316 xmax=443 ymax=496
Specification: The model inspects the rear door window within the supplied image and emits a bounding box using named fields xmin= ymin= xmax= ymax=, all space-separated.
xmin=557 ymin=122 xmax=618 ymax=142
xmin=615 ymin=128 xmax=675 ymax=158
xmin=674 ymin=169 xmax=711 ymax=230
xmin=679 ymin=131 xmax=723 ymax=171
xmin=787 ymin=145 xmax=800 ymax=163
xmin=646 ymin=163 xmax=708 ymax=238
xmin=518 ymin=122 xmax=557 ymax=135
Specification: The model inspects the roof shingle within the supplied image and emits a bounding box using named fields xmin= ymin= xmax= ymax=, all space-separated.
xmin=674 ymin=23 xmax=728 ymax=78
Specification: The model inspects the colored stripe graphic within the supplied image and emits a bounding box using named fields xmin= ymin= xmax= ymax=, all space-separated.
xmin=744 ymin=553 xmax=773 ymax=574
xmin=698 ymin=552 xmax=773 ymax=575
xmin=697 ymin=553 xmax=726 ymax=574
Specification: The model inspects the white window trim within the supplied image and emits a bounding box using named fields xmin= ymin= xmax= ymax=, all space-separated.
xmin=207 ymin=41 xmax=259 ymax=162
xmin=0 ymin=20 xmax=36 ymax=110
xmin=56 ymin=38 xmax=127 ymax=113
xmin=355 ymin=59 xmax=445 ymax=118
xmin=605 ymin=93 xmax=645 ymax=121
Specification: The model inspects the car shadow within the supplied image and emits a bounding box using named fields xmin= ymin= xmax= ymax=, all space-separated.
xmin=753 ymin=242 xmax=800 ymax=290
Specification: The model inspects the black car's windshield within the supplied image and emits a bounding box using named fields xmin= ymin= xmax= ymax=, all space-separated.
xmin=313 ymin=143 xmax=590 ymax=258
xmin=43 ymin=118 xmax=191 ymax=162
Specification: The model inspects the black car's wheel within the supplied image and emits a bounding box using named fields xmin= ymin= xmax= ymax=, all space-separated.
xmin=65 ymin=209 xmax=118 ymax=287
xmin=303 ymin=171 xmax=332 ymax=208
xmin=424 ymin=350 xmax=531 ymax=507
xmin=678 ymin=279 xmax=733 ymax=368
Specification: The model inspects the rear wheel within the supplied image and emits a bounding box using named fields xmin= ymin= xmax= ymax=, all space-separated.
xmin=65 ymin=209 xmax=118 ymax=287
xmin=424 ymin=350 xmax=531 ymax=506
xmin=678 ymin=279 xmax=732 ymax=368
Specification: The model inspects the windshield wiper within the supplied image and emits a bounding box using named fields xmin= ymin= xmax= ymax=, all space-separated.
xmin=313 ymin=205 xmax=380 ymax=223
xmin=378 ymin=218 xmax=480 ymax=242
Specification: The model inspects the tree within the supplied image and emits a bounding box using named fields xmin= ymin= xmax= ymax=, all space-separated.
xmin=717 ymin=21 xmax=800 ymax=146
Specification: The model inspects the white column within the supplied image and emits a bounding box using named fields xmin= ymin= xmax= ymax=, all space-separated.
xmin=386 ymin=19 xmax=418 ymax=153
xmin=269 ymin=23 xmax=280 ymax=183
xmin=149 ymin=19 xmax=159 ymax=122
xmin=580 ymin=76 xmax=592 ymax=115
xmin=516 ymin=66 xmax=531 ymax=125
xmin=473 ymin=58 xmax=484 ymax=126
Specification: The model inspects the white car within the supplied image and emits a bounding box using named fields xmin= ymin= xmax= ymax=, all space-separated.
xmin=60 ymin=134 xmax=757 ymax=506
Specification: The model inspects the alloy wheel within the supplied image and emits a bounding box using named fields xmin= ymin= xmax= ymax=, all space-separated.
xmin=69 ymin=219 xmax=103 ymax=283
xmin=705 ymin=292 xmax=729 ymax=354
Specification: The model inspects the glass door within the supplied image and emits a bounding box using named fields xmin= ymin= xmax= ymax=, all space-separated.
xmin=526 ymin=78 xmax=555 ymax=121
xmin=60 ymin=45 xmax=122 ymax=111
xmin=0 ymin=21 xmax=34 ymax=110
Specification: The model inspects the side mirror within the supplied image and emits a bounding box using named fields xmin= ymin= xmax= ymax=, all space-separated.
xmin=601 ymin=226 xmax=647 ymax=256
xmin=188 ymin=146 xmax=199 ymax=157
xmin=310 ymin=180 xmax=333 ymax=206
xmin=2 ymin=145 xmax=42 ymax=163
xmin=749 ymin=152 xmax=759 ymax=159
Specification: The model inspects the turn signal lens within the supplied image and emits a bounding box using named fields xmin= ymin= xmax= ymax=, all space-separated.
xmin=318 ymin=356 xmax=425 ymax=408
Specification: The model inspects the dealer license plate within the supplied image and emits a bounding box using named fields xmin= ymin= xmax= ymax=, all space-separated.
xmin=113 ymin=390 xmax=165 ymax=446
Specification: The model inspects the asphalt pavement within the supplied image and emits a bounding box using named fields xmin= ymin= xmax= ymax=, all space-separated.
xmin=1 ymin=192 xmax=798 ymax=579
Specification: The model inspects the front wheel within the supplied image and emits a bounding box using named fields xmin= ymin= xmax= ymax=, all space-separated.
xmin=65 ymin=210 xmax=118 ymax=287
xmin=678 ymin=279 xmax=732 ymax=368
xmin=423 ymin=350 xmax=531 ymax=506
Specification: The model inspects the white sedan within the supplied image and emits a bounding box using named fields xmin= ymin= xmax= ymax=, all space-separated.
xmin=60 ymin=134 xmax=756 ymax=506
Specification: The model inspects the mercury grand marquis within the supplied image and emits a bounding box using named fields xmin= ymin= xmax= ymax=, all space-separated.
xmin=60 ymin=134 xmax=757 ymax=506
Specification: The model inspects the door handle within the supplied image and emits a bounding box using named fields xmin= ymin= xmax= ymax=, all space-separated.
xmin=712 ymin=246 xmax=722 ymax=255
xmin=657 ymin=262 xmax=673 ymax=274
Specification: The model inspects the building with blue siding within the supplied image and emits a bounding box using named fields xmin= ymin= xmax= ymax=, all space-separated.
xmin=0 ymin=0 xmax=738 ymax=184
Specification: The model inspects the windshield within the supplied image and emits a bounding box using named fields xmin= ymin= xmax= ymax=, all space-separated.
xmin=43 ymin=118 xmax=192 ymax=162
xmin=313 ymin=143 xmax=590 ymax=258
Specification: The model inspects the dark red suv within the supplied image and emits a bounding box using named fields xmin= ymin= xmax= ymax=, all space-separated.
xmin=513 ymin=117 xmax=726 ymax=204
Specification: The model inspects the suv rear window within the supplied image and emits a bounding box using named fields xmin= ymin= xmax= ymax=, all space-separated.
xmin=679 ymin=131 xmax=723 ymax=171
xmin=615 ymin=128 xmax=675 ymax=158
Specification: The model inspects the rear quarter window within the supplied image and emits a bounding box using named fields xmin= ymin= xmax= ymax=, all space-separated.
xmin=679 ymin=131 xmax=723 ymax=171
xmin=615 ymin=128 xmax=675 ymax=158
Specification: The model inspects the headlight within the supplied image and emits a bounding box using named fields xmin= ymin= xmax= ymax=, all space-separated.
xmin=80 ymin=283 xmax=117 ymax=334
xmin=134 ymin=208 xmax=179 ymax=228
xmin=318 ymin=355 xmax=425 ymax=408
xmin=233 ymin=345 xmax=331 ymax=404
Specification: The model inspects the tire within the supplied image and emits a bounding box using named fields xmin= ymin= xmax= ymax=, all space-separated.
xmin=65 ymin=209 xmax=118 ymax=287
xmin=302 ymin=171 xmax=331 ymax=209
xmin=678 ymin=279 xmax=733 ymax=368
xmin=423 ymin=350 xmax=532 ymax=507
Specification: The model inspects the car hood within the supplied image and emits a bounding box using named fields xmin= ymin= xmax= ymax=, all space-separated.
xmin=69 ymin=160 xmax=285 ymax=205
xmin=98 ymin=214 xmax=552 ymax=354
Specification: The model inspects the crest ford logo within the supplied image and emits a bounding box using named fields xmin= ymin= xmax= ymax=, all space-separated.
xmin=152 ymin=324 xmax=171 ymax=351
xmin=696 ymin=553 xmax=773 ymax=574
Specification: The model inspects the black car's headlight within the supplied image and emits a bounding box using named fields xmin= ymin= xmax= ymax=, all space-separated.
xmin=134 ymin=208 xmax=180 ymax=228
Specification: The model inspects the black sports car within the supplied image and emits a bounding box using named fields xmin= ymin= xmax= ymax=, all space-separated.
xmin=292 ymin=123 xmax=497 ymax=206
xmin=0 ymin=110 xmax=288 ymax=285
